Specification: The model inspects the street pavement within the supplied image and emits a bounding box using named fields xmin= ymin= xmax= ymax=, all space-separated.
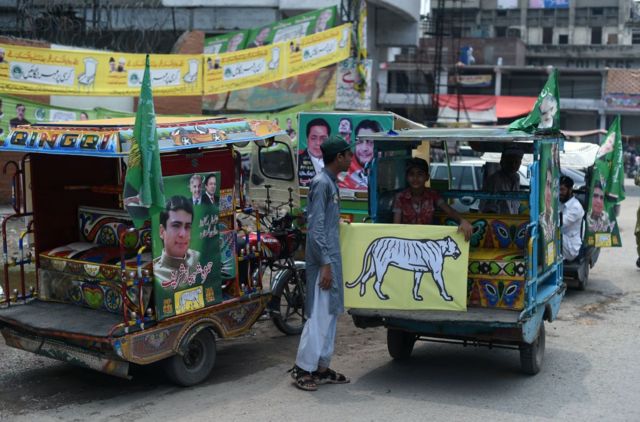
xmin=1 ymin=181 xmax=639 ymax=421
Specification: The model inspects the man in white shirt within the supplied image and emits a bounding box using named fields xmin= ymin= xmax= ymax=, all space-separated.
xmin=560 ymin=175 xmax=585 ymax=261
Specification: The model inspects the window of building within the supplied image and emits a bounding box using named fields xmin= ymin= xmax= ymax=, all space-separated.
xmin=495 ymin=26 xmax=507 ymax=37
xmin=633 ymin=31 xmax=640 ymax=45
xmin=591 ymin=27 xmax=602 ymax=44
xmin=507 ymin=28 xmax=521 ymax=38
xmin=558 ymin=34 xmax=568 ymax=44
xmin=591 ymin=7 xmax=603 ymax=16
xmin=543 ymin=27 xmax=553 ymax=44
xmin=497 ymin=9 xmax=506 ymax=17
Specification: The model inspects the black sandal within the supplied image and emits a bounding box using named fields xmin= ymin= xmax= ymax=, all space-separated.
xmin=313 ymin=368 xmax=350 ymax=385
xmin=289 ymin=365 xmax=317 ymax=391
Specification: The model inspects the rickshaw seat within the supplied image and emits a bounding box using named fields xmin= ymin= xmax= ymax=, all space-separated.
xmin=38 ymin=206 xmax=152 ymax=314
xmin=433 ymin=212 xmax=529 ymax=311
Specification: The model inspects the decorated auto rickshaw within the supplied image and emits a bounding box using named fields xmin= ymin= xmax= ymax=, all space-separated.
xmin=0 ymin=115 xmax=305 ymax=386
xmin=342 ymin=72 xmax=566 ymax=374
xmin=483 ymin=140 xmax=602 ymax=290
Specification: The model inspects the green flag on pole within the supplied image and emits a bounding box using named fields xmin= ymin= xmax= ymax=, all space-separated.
xmin=123 ymin=55 xmax=165 ymax=228
xmin=509 ymin=68 xmax=560 ymax=134
xmin=586 ymin=115 xmax=625 ymax=247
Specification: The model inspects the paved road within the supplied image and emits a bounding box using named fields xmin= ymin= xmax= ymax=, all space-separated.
xmin=1 ymin=181 xmax=639 ymax=422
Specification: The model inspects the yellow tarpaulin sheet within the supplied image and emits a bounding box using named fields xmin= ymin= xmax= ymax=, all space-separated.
xmin=341 ymin=223 xmax=469 ymax=311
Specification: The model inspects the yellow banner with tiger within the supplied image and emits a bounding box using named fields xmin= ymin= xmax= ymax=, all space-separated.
xmin=340 ymin=223 xmax=469 ymax=311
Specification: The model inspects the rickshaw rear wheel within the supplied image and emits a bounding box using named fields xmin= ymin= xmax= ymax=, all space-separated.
xmin=163 ymin=329 xmax=216 ymax=386
xmin=576 ymin=261 xmax=589 ymax=291
xmin=519 ymin=322 xmax=545 ymax=375
xmin=387 ymin=328 xmax=416 ymax=360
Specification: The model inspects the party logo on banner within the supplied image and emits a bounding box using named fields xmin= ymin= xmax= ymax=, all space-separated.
xmin=341 ymin=224 xmax=469 ymax=311
xmin=287 ymin=24 xmax=351 ymax=78
xmin=204 ymin=45 xmax=285 ymax=95
xmin=0 ymin=44 xmax=203 ymax=96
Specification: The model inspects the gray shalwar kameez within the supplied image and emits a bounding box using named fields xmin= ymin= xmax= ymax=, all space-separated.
xmin=295 ymin=168 xmax=344 ymax=372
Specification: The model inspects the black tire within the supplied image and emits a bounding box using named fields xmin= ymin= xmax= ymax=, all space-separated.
xmin=576 ymin=260 xmax=589 ymax=291
xmin=163 ymin=329 xmax=216 ymax=386
xmin=520 ymin=322 xmax=545 ymax=375
xmin=387 ymin=328 xmax=416 ymax=360
xmin=272 ymin=267 xmax=307 ymax=335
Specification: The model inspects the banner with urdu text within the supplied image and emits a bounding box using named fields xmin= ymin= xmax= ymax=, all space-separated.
xmin=0 ymin=44 xmax=202 ymax=96
xmin=0 ymin=23 xmax=351 ymax=97
xmin=341 ymin=223 xmax=469 ymax=311
xmin=203 ymin=24 xmax=351 ymax=95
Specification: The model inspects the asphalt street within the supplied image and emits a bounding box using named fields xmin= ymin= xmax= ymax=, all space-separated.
xmin=1 ymin=180 xmax=639 ymax=422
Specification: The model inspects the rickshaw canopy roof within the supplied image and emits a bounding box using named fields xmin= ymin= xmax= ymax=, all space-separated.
xmin=482 ymin=141 xmax=599 ymax=169
xmin=2 ymin=116 xmax=286 ymax=157
xmin=361 ymin=127 xmax=564 ymax=144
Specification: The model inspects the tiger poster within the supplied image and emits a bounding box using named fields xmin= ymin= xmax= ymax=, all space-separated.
xmin=341 ymin=223 xmax=469 ymax=311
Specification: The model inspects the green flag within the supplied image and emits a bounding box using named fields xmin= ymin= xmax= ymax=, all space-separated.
xmin=592 ymin=116 xmax=625 ymax=202
xmin=123 ymin=55 xmax=165 ymax=228
xmin=586 ymin=115 xmax=624 ymax=247
xmin=509 ymin=69 xmax=560 ymax=133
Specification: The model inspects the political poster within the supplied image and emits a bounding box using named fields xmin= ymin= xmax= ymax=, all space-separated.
xmin=335 ymin=58 xmax=373 ymax=111
xmin=246 ymin=6 xmax=338 ymax=48
xmin=538 ymin=143 xmax=561 ymax=268
xmin=0 ymin=44 xmax=203 ymax=96
xmin=297 ymin=112 xmax=393 ymax=193
xmin=204 ymin=30 xmax=249 ymax=54
xmin=341 ymin=223 xmax=468 ymax=311
xmin=285 ymin=24 xmax=351 ymax=79
xmin=586 ymin=116 xmax=625 ymax=247
xmin=151 ymin=173 xmax=222 ymax=320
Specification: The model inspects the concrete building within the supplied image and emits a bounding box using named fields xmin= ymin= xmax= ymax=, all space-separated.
xmin=376 ymin=0 xmax=640 ymax=136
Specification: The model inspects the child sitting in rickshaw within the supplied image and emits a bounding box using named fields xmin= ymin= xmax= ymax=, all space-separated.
xmin=393 ymin=157 xmax=473 ymax=241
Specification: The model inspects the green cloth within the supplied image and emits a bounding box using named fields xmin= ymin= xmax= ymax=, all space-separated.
xmin=509 ymin=69 xmax=560 ymax=134
xmin=123 ymin=55 xmax=165 ymax=228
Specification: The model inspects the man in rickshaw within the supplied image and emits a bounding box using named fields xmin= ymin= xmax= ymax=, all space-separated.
xmin=559 ymin=175 xmax=584 ymax=261
xmin=480 ymin=146 xmax=524 ymax=214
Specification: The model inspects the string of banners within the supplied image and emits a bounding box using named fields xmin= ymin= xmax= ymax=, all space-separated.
xmin=0 ymin=24 xmax=351 ymax=97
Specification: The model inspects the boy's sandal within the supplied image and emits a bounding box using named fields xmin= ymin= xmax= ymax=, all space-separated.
xmin=313 ymin=368 xmax=350 ymax=384
xmin=289 ymin=365 xmax=317 ymax=391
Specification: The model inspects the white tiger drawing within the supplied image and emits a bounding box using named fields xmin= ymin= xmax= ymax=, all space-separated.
xmin=179 ymin=289 xmax=202 ymax=310
xmin=345 ymin=236 xmax=461 ymax=302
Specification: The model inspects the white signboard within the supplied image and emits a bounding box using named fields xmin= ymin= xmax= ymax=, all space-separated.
xmin=335 ymin=58 xmax=372 ymax=111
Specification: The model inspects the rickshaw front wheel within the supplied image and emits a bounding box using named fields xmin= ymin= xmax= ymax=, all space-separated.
xmin=519 ymin=322 xmax=545 ymax=375
xmin=163 ymin=329 xmax=217 ymax=386
xmin=387 ymin=328 xmax=416 ymax=360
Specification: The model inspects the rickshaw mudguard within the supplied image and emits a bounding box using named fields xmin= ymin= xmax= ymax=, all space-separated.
xmin=1 ymin=327 xmax=130 ymax=379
